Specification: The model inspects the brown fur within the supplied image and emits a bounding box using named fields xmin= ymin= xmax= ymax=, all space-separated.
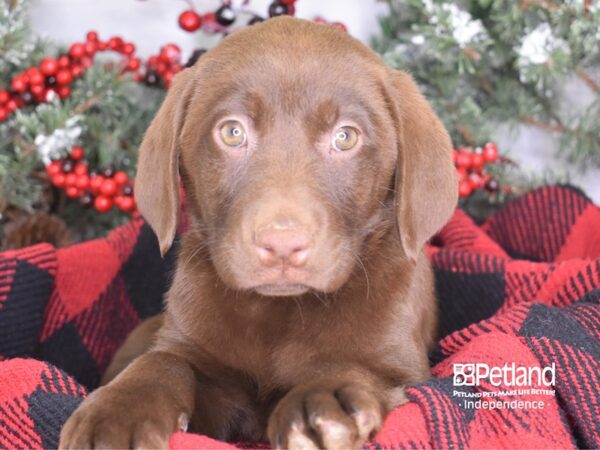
xmin=60 ymin=17 xmax=457 ymax=450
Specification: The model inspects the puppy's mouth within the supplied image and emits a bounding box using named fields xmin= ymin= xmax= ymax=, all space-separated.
xmin=253 ymin=283 xmax=310 ymax=297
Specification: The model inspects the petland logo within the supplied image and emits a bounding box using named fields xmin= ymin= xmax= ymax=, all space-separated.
xmin=453 ymin=362 xmax=556 ymax=387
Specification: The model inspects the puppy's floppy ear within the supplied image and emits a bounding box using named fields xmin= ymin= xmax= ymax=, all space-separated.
xmin=135 ymin=68 xmax=194 ymax=256
xmin=389 ymin=70 xmax=458 ymax=262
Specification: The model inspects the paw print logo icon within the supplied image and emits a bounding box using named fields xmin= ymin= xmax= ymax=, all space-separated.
xmin=453 ymin=363 xmax=476 ymax=386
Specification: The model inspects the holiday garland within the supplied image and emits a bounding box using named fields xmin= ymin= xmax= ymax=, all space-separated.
xmin=0 ymin=31 xmax=181 ymax=123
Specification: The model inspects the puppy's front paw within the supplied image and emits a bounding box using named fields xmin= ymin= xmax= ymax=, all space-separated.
xmin=59 ymin=385 xmax=187 ymax=449
xmin=268 ymin=383 xmax=383 ymax=450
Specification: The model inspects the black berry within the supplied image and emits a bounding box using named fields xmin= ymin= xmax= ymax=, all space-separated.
xmin=62 ymin=160 xmax=73 ymax=173
xmin=248 ymin=15 xmax=264 ymax=25
xmin=80 ymin=193 xmax=93 ymax=206
xmin=269 ymin=1 xmax=289 ymax=17
xmin=215 ymin=5 xmax=236 ymax=26
xmin=185 ymin=49 xmax=206 ymax=68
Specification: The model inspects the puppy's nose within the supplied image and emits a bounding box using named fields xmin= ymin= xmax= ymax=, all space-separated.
xmin=255 ymin=226 xmax=311 ymax=268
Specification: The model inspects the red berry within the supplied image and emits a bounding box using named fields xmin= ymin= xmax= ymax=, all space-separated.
xmin=113 ymin=171 xmax=129 ymax=186
xmin=30 ymin=84 xmax=44 ymax=96
xmin=84 ymin=41 xmax=98 ymax=56
xmin=71 ymin=65 xmax=83 ymax=78
xmin=70 ymin=146 xmax=84 ymax=160
xmin=57 ymin=86 xmax=71 ymax=98
xmin=456 ymin=151 xmax=472 ymax=169
xmin=108 ymin=36 xmax=124 ymax=51
xmin=471 ymin=153 xmax=484 ymax=170
xmin=56 ymin=69 xmax=73 ymax=85
xmin=122 ymin=42 xmax=135 ymax=56
xmin=81 ymin=56 xmax=93 ymax=68
xmin=28 ymin=68 xmax=45 ymax=86
xmin=458 ymin=180 xmax=473 ymax=198
xmin=100 ymin=178 xmax=118 ymax=196
xmin=118 ymin=195 xmax=136 ymax=212
xmin=90 ymin=175 xmax=104 ymax=192
xmin=40 ymin=57 xmax=59 ymax=75
xmin=160 ymin=44 xmax=181 ymax=64
xmin=34 ymin=90 xmax=48 ymax=103
xmin=98 ymin=41 xmax=107 ymax=51
xmin=46 ymin=161 xmax=62 ymax=176
xmin=66 ymin=186 xmax=81 ymax=198
xmin=178 ymin=10 xmax=202 ymax=32
xmin=94 ymin=195 xmax=113 ymax=213
xmin=156 ymin=62 xmax=168 ymax=75
xmin=126 ymin=57 xmax=141 ymax=71
xmin=11 ymin=76 xmax=27 ymax=93
xmin=75 ymin=174 xmax=90 ymax=190
xmin=0 ymin=107 xmax=8 ymax=121
xmin=52 ymin=174 xmax=66 ymax=187
xmin=69 ymin=43 xmax=86 ymax=59
xmin=468 ymin=173 xmax=484 ymax=190
xmin=65 ymin=173 xmax=77 ymax=187
xmin=331 ymin=22 xmax=347 ymax=32
xmin=86 ymin=31 xmax=99 ymax=41
xmin=6 ymin=99 xmax=19 ymax=112
xmin=58 ymin=55 xmax=71 ymax=68
xmin=483 ymin=143 xmax=498 ymax=163
xmin=74 ymin=162 xmax=88 ymax=176
xmin=0 ymin=89 xmax=9 ymax=104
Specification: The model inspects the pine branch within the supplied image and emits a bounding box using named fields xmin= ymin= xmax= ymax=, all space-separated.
xmin=456 ymin=125 xmax=476 ymax=146
xmin=519 ymin=0 xmax=561 ymax=12
xmin=575 ymin=67 xmax=600 ymax=93
xmin=521 ymin=116 xmax=565 ymax=133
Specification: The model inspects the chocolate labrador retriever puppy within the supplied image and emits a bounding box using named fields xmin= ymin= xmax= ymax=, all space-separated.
xmin=60 ymin=16 xmax=457 ymax=450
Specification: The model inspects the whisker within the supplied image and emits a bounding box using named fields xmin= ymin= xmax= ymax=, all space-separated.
xmin=342 ymin=243 xmax=371 ymax=305
xmin=310 ymin=290 xmax=329 ymax=308
xmin=293 ymin=297 xmax=305 ymax=329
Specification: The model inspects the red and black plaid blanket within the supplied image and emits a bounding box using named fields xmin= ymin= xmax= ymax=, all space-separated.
xmin=0 ymin=185 xmax=598 ymax=449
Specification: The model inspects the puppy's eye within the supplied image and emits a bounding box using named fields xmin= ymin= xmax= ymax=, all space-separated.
xmin=219 ymin=121 xmax=246 ymax=147
xmin=332 ymin=126 xmax=359 ymax=151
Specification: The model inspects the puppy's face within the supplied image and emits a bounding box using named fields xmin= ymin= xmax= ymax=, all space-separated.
xmin=180 ymin=33 xmax=397 ymax=296
xmin=136 ymin=17 xmax=457 ymax=297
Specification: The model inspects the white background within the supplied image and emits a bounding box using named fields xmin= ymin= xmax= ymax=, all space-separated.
xmin=29 ymin=0 xmax=599 ymax=202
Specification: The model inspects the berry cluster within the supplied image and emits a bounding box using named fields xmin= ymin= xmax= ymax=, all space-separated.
xmin=177 ymin=0 xmax=345 ymax=34
xmin=0 ymin=31 xmax=148 ymax=123
xmin=453 ymin=142 xmax=500 ymax=198
xmin=137 ymin=44 xmax=183 ymax=89
xmin=313 ymin=16 xmax=348 ymax=33
xmin=46 ymin=147 xmax=136 ymax=214
xmin=178 ymin=0 xmax=296 ymax=32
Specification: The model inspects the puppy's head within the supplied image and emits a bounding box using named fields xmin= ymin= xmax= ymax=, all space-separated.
xmin=136 ymin=17 xmax=457 ymax=297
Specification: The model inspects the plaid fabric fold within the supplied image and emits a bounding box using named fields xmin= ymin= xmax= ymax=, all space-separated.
xmin=0 ymin=185 xmax=598 ymax=449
